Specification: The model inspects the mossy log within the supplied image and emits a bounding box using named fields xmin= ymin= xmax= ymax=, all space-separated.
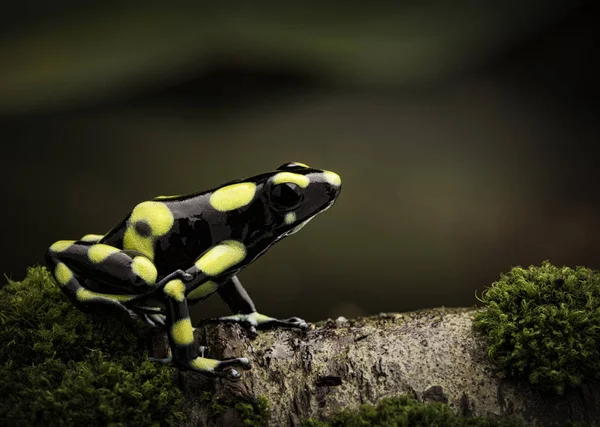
xmin=150 ymin=307 xmax=600 ymax=427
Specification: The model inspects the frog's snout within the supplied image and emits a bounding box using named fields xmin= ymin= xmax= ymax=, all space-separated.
xmin=322 ymin=170 xmax=341 ymax=187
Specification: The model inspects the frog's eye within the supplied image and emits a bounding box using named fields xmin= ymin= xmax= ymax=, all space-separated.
xmin=269 ymin=183 xmax=303 ymax=211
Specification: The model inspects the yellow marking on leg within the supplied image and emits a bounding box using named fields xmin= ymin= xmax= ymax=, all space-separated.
xmin=187 ymin=280 xmax=219 ymax=301
xmin=131 ymin=256 xmax=157 ymax=284
xmin=195 ymin=240 xmax=246 ymax=276
xmin=80 ymin=234 xmax=104 ymax=242
xmin=164 ymin=279 xmax=185 ymax=302
xmin=253 ymin=312 xmax=275 ymax=323
xmin=272 ymin=172 xmax=310 ymax=188
xmin=54 ymin=262 xmax=73 ymax=286
xmin=209 ymin=182 xmax=257 ymax=211
xmin=75 ymin=288 xmax=135 ymax=302
xmin=88 ymin=244 xmax=120 ymax=263
xmin=171 ymin=318 xmax=194 ymax=345
xmin=190 ymin=357 xmax=220 ymax=371
xmin=154 ymin=194 xmax=181 ymax=200
xmin=123 ymin=229 xmax=155 ymax=260
xmin=49 ymin=240 xmax=76 ymax=253
xmin=322 ymin=170 xmax=342 ymax=186
xmin=284 ymin=212 xmax=296 ymax=224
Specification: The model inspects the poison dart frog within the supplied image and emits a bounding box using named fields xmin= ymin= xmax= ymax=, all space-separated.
xmin=46 ymin=162 xmax=341 ymax=379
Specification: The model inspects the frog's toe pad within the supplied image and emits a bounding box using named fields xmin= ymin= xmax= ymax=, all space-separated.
xmin=281 ymin=316 xmax=309 ymax=329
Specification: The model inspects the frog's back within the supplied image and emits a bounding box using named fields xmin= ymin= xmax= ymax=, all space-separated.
xmin=100 ymin=193 xmax=215 ymax=276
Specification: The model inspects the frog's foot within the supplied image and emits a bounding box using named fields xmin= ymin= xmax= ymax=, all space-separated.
xmin=141 ymin=313 xmax=167 ymax=327
xmin=148 ymin=354 xmax=251 ymax=379
xmin=218 ymin=312 xmax=310 ymax=336
xmin=188 ymin=356 xmax=251 ymax=379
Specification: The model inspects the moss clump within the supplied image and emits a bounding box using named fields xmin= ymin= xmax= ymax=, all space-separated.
xmin=0 ymin=266 xmax=185 ymax=426
xmin=302 ymin=395 xmax=524 ymax=427
xmin=203 ymin=392 xmax=270 ymax=427
xmin=235 ymin=395 xmax=270 ymax=427
xmin=474 ymin=260 xmax=600 ymax=395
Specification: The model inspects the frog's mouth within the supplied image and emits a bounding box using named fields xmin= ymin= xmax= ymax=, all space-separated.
xmin=286 ymin=217 xmax=313 ymax=236
xmin=286 ymin=200 xmax=336 ymax=236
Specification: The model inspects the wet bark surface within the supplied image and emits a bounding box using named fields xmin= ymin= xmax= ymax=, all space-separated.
xmin=150 ymin=307 xmax=600 ymax=427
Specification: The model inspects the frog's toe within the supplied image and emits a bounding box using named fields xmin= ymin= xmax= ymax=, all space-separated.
xmin=225 ymin=369 xmax=242 ymax=380
xmin=214 ymin=357 xmax=251 ymax=380
xmin=217 ymin=357 xmax=251 ymax=370
xmin=149 ymin=355 xmax=173 ymax=364
xmin=141 ymin=313 xmax=167 ymax=327
xmin=189 ymin=356 xmax=251 ymax=379
xmin=244 ymin=324 xmax=258 ymax=337
xmin=198 ymin=345 xmax=209 ymax=357
xmin=268 ymin=316 xmax=310 ymax=330
xmin=149 ymin=313 xmax=167 ymax=326
xmin=283 ymin=316 xmax=309 ymax=329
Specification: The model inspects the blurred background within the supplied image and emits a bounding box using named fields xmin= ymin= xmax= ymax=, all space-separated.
xmin=1 ymin=0 xmax=598 ymax=322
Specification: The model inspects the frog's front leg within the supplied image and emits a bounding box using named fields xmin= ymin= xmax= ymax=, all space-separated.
xmin=216 ymin=275 xmax=309 ymax=336
xmin=161 ymin=274 xmax=250 ymax=378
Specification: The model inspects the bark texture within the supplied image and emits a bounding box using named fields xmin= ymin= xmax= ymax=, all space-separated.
xmin=150 ymin=307 xmax=600 ymax=427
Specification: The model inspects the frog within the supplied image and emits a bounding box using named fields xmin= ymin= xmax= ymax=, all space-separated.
xmin=45 ymin=162 xmax=341 ymax=379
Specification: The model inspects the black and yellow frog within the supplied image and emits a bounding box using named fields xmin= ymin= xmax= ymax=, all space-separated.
xmin=46 ymin=162 xmax=341 ymax=378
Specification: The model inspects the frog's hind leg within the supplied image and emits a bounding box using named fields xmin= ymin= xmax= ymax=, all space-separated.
xmin=160 ymin=278 xmax=251 ymax=378
xmin=45 ymin=240 xmax=159 ymax=318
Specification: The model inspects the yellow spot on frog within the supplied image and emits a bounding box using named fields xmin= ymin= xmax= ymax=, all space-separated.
xmin=123 ymin=201 xmax=175 ymax=260
xmin=187 ymin=280 xmax=219 ymax=300
xmin=195 ymin=240 xmax=246 ymax=276
xmin=171 ymin=318 xmax=194 ymax=345
xmin=284 ymin=212 xmax=296 ymax=224
xmin=164 ymin=279 xmax=185 ymax=302
xmin=123 ymin=230 xmax=155 ymax=260
xmin=155 ymin=194 xmax=181 ymax=200
xmin=49 ymin=240 xmax=75 ymax=253
xmin=80 ymin=234 xmax=104 ymax=242
xmin=54 ymin=262 xmax=73 ymax=285
xmin=209 ymin=182 xmax=256 ymax=211
xmin=88 ymin=244 xmax=120 ymax=263
xmin=76 ymin=288 xmax=134 ymax=302
xmin=131 ymin=256 xmax=157 ymax=284
xmin=322 ymin=170 xmax=342 ymax=186
xmin=252 ymin=312 xmax=275 ymax=323
xmin=272 ymin=172 xmax=309 ymax=188
xmin=129 ymin=201 xmax=175 ymax=236
xmin=190 ymin=357 xmax=220 ymax=371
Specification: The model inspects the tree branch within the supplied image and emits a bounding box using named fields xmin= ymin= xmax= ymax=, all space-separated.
xmin=150 ymin=307 xmax=600 ymax=426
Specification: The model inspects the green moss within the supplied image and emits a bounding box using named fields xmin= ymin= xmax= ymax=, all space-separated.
xmin=0 ymin=266 xmax=185 ymax=426
xmin=474 ymin=260 xmax=600 ymax=395
xmin=205 ymin=393 xmax=270 ymax=426
xmin=302 ymin=395 xmax=525 ymax=427
xmin=236 ymin=395 xmax=271 ymax=426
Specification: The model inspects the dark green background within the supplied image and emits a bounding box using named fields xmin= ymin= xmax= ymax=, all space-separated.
xmin=1 ymin=1 xmax=598 ymax=322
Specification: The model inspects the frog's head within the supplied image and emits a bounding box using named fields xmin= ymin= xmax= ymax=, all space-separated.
xmin=210 ymin=162 xmax=341 ymax=251
xmin=260 ymin=162 xmax=342 ymax=240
